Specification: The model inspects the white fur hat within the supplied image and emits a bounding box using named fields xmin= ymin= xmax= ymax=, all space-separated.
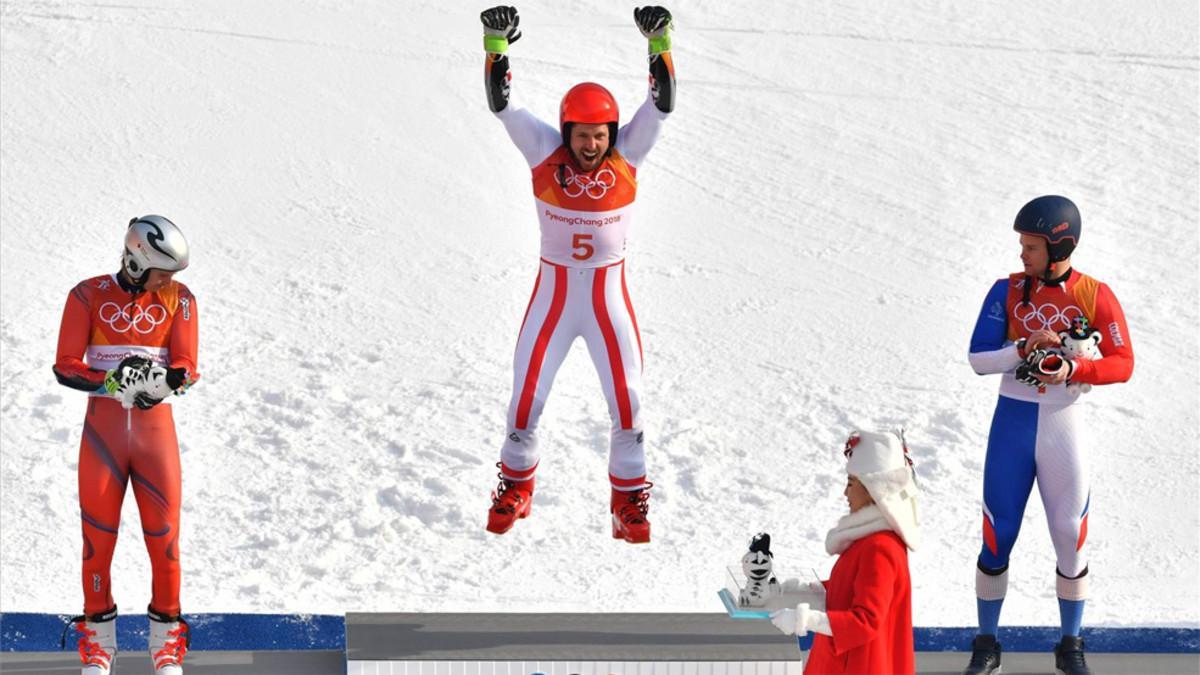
xmin=844 ymin=430 xmax=921 ymax=551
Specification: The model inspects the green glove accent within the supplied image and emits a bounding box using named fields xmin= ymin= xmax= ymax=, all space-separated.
xmin=648 ymin=34 xmax=671 ymax=55
xmin=484 ymin=35 xmax=509 ymax=54
xmin=102 ymin=370 xmax=122 ymax=394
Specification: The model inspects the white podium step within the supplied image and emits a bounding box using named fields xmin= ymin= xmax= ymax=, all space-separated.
xmin=345 ymin=613 xmax=803 ymax=668
xmin=348 ymin=660 xmax=804 ymax=675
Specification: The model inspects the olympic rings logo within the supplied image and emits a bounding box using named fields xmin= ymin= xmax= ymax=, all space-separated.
xmin=561 ymin=166 xmax=617 ymax=199
xmin=98 ymin=301 xmax=168 ymax=334
xmin=1012 ymin=302 xmax=1083 ymax=332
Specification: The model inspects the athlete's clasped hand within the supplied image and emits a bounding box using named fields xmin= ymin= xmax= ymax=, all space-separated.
xmin=1016 ymin=349 xmax=1074 ymax=387
xmin=103 ymin=355 xmax=154 ymax=395
xmin=133 ymin=366 xmax=191 ymax=409
xmin=633 ymin=6 xmax=672 ymax=38
xmin=481 ymin=5 xmax=521 ymax=51
xmin=1025 ymin=328 xmax=1061 ymax=353
xmin=103 ymin=356 xmax=190 ymax=409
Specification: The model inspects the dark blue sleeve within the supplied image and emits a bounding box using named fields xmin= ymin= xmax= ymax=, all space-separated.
xmin=969 ymin=279 xmax=1010 ymax=354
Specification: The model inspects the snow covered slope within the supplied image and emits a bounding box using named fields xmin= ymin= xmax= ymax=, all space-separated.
xmin=1 ymin=0 xmax=1197 ymax=628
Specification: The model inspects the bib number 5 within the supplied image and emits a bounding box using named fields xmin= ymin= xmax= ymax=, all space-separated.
xmin=571 ymin=233 xmax=595 ymax=261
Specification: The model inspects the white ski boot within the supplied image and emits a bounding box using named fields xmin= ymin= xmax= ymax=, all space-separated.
xmin=66 ymin=607 xmax=118 ymax=675
xmin=147 ymin=607 xmax=189 ymax=673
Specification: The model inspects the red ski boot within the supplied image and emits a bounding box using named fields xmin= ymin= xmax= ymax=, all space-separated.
xmin=487 ymin=473 xmax=534 ymax=535
xmin=611 ymin=483 xmax=652 ymax=544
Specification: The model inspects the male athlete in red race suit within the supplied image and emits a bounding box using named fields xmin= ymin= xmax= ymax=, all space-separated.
xmin=54 ymin=215 xmax=197 ymax=674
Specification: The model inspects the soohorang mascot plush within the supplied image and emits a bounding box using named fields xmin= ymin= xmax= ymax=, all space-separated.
xmin=1059 ymin=317 xmax=1103 ymax=394
xmin=740 ymin=532 xmax=780 ymax=607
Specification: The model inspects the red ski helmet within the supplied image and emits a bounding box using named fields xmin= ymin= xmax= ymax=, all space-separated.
xmin=559 ymin=82 xmax=619 ymax=148
xmin=560 ymin=82 xmax=619 ymax=127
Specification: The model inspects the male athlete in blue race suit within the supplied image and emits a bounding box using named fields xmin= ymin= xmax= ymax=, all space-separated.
xmin=963 ymin=196 xmax=1134 ymax=675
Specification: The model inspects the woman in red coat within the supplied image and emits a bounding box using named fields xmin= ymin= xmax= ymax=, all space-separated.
xmin=771 ymin=430 xmax=921 ymax=675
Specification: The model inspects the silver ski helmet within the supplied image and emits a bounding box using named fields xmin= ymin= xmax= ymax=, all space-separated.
xmin=123 ymin=215 xmax=189 ymax=282
xmin=1013 ymin=195 xmax=1081 ymax=263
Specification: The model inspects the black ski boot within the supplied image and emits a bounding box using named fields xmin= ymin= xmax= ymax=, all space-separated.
xmin=963 ymin=634 xmax=1002 ymax=674
xmin=1054 ymin=635 xmax=1092 ymax=675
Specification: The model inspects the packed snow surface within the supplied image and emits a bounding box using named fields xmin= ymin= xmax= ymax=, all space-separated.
xmin=2 ymin=0 xmax=1197 ymax=628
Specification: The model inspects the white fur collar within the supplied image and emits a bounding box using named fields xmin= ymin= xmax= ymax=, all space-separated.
xmin=825 ymin=504 xmax=892 ymax=555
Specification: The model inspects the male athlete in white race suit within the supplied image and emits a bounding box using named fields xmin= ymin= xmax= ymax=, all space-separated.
xmin=480 ymin=5 xmax=675 ymax=543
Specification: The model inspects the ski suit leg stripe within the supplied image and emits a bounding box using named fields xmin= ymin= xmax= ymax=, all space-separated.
xmin=128 ymin=403 xmax=183 ymax=616
xmin=130 ymin=471 xmax=170 ymax=511
xmin=79 ymin=400 xmax=133 ymax=615
xmin=1077 ymin=492 xmax=1090 ymax=551
xmin=519 ymin=266 xmax=543 ymax=334
xmin=620 ymin=264 xmax=643 ymax=368
xmin=979 ymin=395 xmax=1039 ymax=570
xmin=80 ymin=510 xmax=119 ymax=535
xmin=515 ymin=265 xmax=568 ymax=430
xmin=982 ymin=508 xmax=999 ymax=558
xmin=1034 ymin=402 xmax=1089 ymax=578
xmin=585 ymin=262 xmax=646 ymax=487
xmin=83 ymin=422 xmax=126 ymax=483
xmin=592 ymin=266 xmax=633 ymax=429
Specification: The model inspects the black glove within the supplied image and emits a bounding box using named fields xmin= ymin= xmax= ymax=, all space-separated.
xmin=481 ymin=6 xmax=521 ymax=52
xmin=1015 ymin=349 xmax=1073 ymax=387
xmin=634 ymin=6 xmax=672 ymax=37
xmin=134 ymin=392 xmax=163 ymax=410
xmin=164 ymin=367 xmax=189 ymax=391
xmin=1014 ymin=358 xmax=1041 ymax=387
xmin=634 ymin=6 xmax=672 ymax=53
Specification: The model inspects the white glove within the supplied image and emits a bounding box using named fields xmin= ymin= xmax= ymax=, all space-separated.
xmin=770 ymin=603 xmax=832 ymax=637
xmin=781 ymin=578 xmax=825 ymax=595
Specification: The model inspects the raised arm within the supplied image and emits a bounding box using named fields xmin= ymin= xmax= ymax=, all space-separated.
xmin=617 ymin=6 xmax=675 ymax=167
xmin=481 ymin=5 xmax=560 ymax=167
xmin=636 ymin=6 xmax=675 ymax=115
xmin=481 ymin=5 xmax=520 ymax=115
xmin=619 ymin=7 xmax=676 ymax=166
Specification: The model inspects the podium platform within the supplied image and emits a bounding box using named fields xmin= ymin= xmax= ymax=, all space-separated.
xmin=3 ymin=612 xmax=1196 ymax=674
xmin=345 ymin=612 xmax=802 ymax=674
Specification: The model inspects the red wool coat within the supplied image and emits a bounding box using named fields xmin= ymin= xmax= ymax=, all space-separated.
xmin=804 ymin=531 xmax=914 ymax=675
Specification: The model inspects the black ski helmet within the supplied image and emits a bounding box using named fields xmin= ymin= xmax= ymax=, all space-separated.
xmin=1013 ymin=195 xmax=1081 ymax=263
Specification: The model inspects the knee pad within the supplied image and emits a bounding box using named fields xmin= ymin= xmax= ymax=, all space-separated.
xmin=1056 ymin=566 xmax=1089 ymax=601
xmin=976 ymin=562 xmax=1009 ymax=601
